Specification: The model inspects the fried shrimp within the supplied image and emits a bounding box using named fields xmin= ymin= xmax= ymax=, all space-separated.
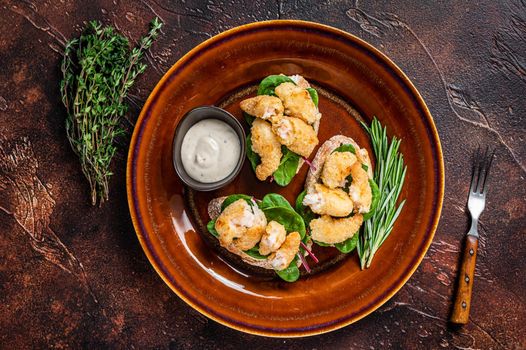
xmin=251 ymin=119 xmax=282 ymax=180
xmin=272 ymin=116 xmax=318 ymax=158
xmin=259 ymin=220 xmax=287 ymax=256
xmin=356 ymin=147 xmax=373 ymax=179
xmin=215 ymin=199 xmax=267 ymax=248
xmin=320 ymin=151 xmax=357 ymax=189
xmin=303 ymin=183 xmax=354 ymax=217
xmin=239 ymin=95 xmax=284 ymax=120
xmin=309 ymin=214 xmax=363 ymax=244
xmin=269 ymin=231 xmax=301 ymax=270
xmin=274 ymin=82 xmax=320 ymax=124
xmin=348 ymin=162 xmax=372 ymax=213
xmin=233 ymin=206 xmax=267 ymax=250
xmin=288 ymin=74 xmax=310 ymax=89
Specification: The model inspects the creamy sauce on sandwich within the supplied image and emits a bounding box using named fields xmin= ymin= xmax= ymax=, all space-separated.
xmin=181 ymin=119 xmax=240 ymax=183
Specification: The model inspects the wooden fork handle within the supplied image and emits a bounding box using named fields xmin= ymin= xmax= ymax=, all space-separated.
xmin=450 ymin=235 xmax=479 ymax=324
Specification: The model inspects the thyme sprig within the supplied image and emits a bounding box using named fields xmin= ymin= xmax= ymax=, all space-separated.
xmin=357 ymin=118 xmax=407 ymax=269
xmin=60 ymin=18 xmax=162 ymax=205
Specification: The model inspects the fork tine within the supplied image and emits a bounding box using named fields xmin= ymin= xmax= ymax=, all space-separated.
xmin=470 ymin=147 xmax=481 ymax=193
xmin=476 ymin=147 xmax=490 ymax=193
xmin=481 ymin=148 xmax=495 ymax=194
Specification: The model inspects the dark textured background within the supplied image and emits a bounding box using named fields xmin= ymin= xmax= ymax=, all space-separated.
xmin=1 ymin=1 xmax=525 ymax=349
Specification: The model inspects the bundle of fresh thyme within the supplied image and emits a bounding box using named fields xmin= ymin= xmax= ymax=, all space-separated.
xmin=357 ymin=118 xmax=407 ymax=269
xmin=60 ymin=18 xmax=162 ymax=205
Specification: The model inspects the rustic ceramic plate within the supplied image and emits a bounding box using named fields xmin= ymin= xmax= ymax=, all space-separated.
xmin=127 ymin=20 xmax=444 ymax=337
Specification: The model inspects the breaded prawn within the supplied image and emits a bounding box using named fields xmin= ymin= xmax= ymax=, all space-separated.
xmin=356 ymin=147 xmax=373 ymax=179
xmin=348 ymin=162 xmax=372 ymax=213
xmin=288 ymin=74 xmax=311 ymax=89
xmin=251 ymin=119 xmax=282 ymax=181
xmin=233 ymin=205 xmax=267 ymax=250
xmin=272 ymin=116 xmax=318 ymax=158
xmin=321 ymin=151 xmax=357 ymax=189
xmin=240 ymin=95 xmax=284 ymax=120
xmin=309 ymin=214 xmax=364 ymax=244
xmin=259 ymin=220 xmax=287 ymax=256
xmin=269 ymin=231 xmax=301 ymax=270
xmin=303 ymin=183 xmax=354 ymax=217
xmin=215 ymin=199 xmax=267 ymax=248
xmin=275 ymin=82 xmax=320 ymax=124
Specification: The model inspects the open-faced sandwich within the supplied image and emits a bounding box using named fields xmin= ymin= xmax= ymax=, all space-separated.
xmin=296 ymin=135 xmax=380 ymax=253
xmin=240 ymin=74 xmax=321 ymax=186
xmin=207 ymin=193 xmax=315 ymax=282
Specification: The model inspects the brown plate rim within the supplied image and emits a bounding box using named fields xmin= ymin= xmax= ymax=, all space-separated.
xmin=126 ymin=19 xmax=445 ymax=337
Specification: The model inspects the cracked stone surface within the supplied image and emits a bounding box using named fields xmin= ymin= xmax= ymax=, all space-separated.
xmin=0 ymin=0 xmax=524 ymax=348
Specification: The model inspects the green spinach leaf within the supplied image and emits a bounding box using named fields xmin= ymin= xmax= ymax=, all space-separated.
xmin=275 ymin=258 xmax=300 ymax=282
xmin=295 ymin=189 xmax=317 ymax=225
xmin=259 ymin=193 xmax=305 ymax=238
xmin=332 ymin=144 xmax=356 ymax=154
xmin=221 ymin=194 xmax=254 ymax=211
xmin=306 ymin=87 xmax=319 ymax=107
xmin=259 ymin=193 xmax=294 ymax=211
xmin=273 ymin=147 xmax=300 ymax=186
xmin=207 ymin=219 xmax=219 ymax=238
xmin=363 ymin=178 xmax=380 ymax=221
xmin=263 ymin=207 xmax=305 ymax=239
xmin=335 ymin=233 xmax=359 ymax=253
xmin=243 ymin=112 xmax=255 ymax=125
xmin=342 ymin=173 xmax=354 ymax=194
xmin=257 ymin=75 xmax=295 ymax=96
xmin=313 ymin=240 xmax=331 ymax=247
xmin=243 ymin=245 xmax=268 ymax=260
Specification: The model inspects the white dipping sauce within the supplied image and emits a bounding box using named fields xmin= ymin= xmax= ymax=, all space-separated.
xmin=180 ymin=119 xmax=240 ymax=183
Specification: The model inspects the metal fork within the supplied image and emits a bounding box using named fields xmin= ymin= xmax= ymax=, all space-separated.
xmin=450 ymin=147 xmax=495 ymax=324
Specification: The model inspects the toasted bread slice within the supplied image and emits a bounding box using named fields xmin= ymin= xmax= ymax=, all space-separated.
xmin=302 ymin=135 xmax=373 ymax=246
xmin=208 ymin=197 xmax=306 ymax=270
